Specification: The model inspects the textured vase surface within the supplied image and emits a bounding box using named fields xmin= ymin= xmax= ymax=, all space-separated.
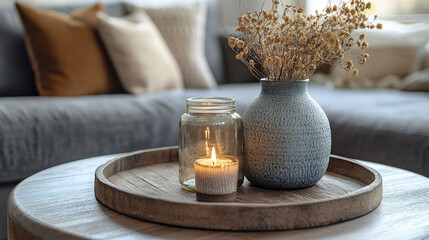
xmin=244 ymin=79 xmax=331 ymax=189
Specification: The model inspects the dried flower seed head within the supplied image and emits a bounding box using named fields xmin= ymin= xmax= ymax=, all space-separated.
xmin=344 ymin=6 xmax=350 ymax=13
xmin=284 ymin=16 xmax=290 ymax=22
xmin=265 ymin=49 xmax=270 ymax=57
xmin=359 ymin=22 xmax=366 ymax=29
xmin=326 ymin=7 xmax=332 ymax=14
xmin=359 ymin=34 xmax=366 ymax=41
xmin=228 ymin=37 xmax=237 ymax=48
xmin=324 ymin=31 xmax=333 ymax=39
xmin=361 ymin=41 xmax=369 ymax=49
xmin=347 ymin=60 xmax=354 ymax=69
xmin=324 ymin=44 xmax=331 ymax=50
xmin=244 ymin=47 xmax=250 ymax=54
xmin=353 ymin=69 xmax=359 ymax=75
xmin=237 ymin=40 xmax=245 ymax=48
xmin=376 ymin=23 xmax=383 ymax=29
xmin=274 ymin=56 xmax=282 ymax=65
xmin=366 ymin=2 xmax=372 ymax=9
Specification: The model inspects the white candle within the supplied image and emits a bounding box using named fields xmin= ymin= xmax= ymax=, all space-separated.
xmin=194 ymin=148 xmax=238 ymax=202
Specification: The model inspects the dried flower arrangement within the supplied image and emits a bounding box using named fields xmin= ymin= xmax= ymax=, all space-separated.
xmin=228 ymin=0 xmax=383 ymax=81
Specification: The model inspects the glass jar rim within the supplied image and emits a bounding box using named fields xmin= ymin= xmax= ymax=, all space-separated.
xmin=186 ymin=97 xmax=235 ymax=113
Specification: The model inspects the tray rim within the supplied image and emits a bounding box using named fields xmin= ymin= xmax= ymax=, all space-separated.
xmin=94 ymin=146 xmax=383 ymax=231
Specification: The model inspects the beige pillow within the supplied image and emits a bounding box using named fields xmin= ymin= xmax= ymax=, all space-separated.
xmin=96 ymin=11 xmax=183 ymax=94
xmin=331 ymin=20 xmax=429 ymax=89
xmin=331 ymin=46 xmax=419 ymax=89
xmin=125 ymin=2 xmax=217 ymax=89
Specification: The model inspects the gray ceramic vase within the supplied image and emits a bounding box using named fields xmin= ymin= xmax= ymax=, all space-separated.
xmin=243 ymin=79 xmax=331 ymax=189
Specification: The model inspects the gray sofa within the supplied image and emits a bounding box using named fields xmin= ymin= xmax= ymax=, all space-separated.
xmin=1 ymin=1 xmax=429 ymax=239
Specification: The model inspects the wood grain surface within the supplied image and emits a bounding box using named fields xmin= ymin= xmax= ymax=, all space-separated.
xmin=94 ymin=147 xmax=382 ymax=231
xmin=8 ymin=147 xmax=429 ymax=239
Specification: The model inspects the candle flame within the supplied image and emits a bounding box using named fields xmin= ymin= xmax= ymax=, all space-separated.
xmin=211 ymin=147 xmax=216 ymax=165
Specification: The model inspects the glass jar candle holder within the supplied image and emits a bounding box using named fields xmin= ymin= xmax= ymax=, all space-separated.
xmin=179 ymin=97 xmax=244 ymax=191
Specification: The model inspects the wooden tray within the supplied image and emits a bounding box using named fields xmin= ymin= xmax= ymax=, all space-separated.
xmin=94 ymin=146 xmax=382 ymax=231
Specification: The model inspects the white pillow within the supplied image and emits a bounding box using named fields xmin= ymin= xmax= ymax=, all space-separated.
xmin=125 ymin=1 xmax=217 ymax=89
xmin=96 ymin=11 xmax=183 ymax=94
xmin=353 ymin=20 xmax=429 ymax=47
xmin=332 ymin=46 xmax=420 ymax=83
xmin=331 ymin=20 xmax=429 ymax=88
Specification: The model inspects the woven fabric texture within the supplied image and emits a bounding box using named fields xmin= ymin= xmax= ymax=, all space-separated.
xmin=126 ymin=2 xmax=217 ymax=89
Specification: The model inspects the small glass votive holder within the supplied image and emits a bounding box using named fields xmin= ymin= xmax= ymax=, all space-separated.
xmin=179 ymin=97 xmax=244 ymax=192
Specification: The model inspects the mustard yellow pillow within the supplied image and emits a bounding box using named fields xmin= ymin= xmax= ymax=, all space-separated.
xmin=16 ymin=3 xmax=123 ymax=96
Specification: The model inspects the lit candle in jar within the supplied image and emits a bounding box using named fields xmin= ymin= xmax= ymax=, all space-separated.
xmin=194 ymin=147 xmax=239 ymax=202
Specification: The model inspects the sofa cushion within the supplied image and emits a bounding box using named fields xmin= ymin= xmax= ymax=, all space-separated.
xmin=1 ymin=84 xmax=429 ymax=182
xmin=126 ymin=2 xmax=217 ymax=89
xmin=125 ymin=0 xmax=224 ymax=84
xmin=0 ymin=2 xmax=126 ymax=97
xmin=96 ymin=11 xmax=183 ymax=94
xmin=16 ymin=3 xmax=124 ymax=96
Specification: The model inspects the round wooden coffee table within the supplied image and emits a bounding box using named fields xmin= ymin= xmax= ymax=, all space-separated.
xmin=8 ymin=149 xmax=429 ymax=239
